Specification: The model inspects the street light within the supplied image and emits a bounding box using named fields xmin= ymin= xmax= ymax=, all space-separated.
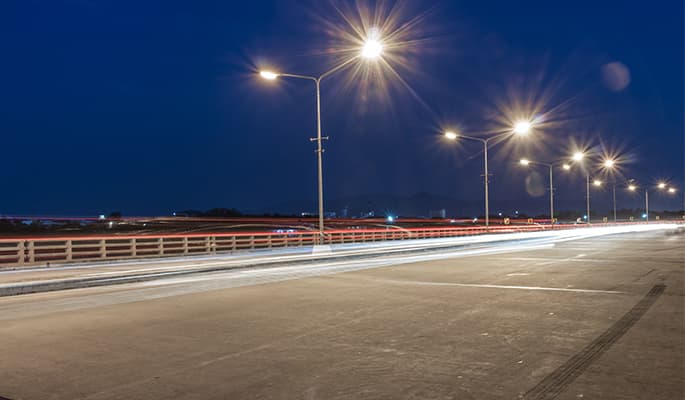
xmin=259 ymin=71 xmax=279 ymax=80
xmin=626 ymin=181 xmax=677 ymax=221
xmin=565 ymin=151 xmax=592 ymax=223
xmin=444 ymin=120 xmax=533 ymax=227
xmin=259 ymin=34 xmax=383 ymax=243
xmin=601 ymin=158 xmax=619 ymax=222
xmin=513 ymin=120 xmax=532 ymax=135
xmin=593 ymin=179 xmax=602 ymax=186
xmin=518 ymin=158 xmax=559 ymax=223
xmin=361 ymin=39 xmax=383 ymax=59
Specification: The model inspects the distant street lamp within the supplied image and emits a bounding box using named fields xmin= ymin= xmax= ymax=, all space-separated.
xmin=260 ymin=34 xmax=383 ymax=242
xmin=627 ymin=181 xmax=677 ymax=221
xmin=518 ymin=158 xmax=559 ymax=223
xmin=601 ymin=158 xmax=619 ymax=222
xmin=564 ymin=151 xmax=593 ymax=223
xmin=444 ymin=120 xmax=533 ymax=227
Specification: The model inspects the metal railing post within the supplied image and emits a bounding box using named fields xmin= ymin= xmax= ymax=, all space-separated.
xmin=17 ymin=241 xmax=25 ymax=266
xmin=99 ymin=239 xmax=106 ymax=259
xmin=66 ymin=240 xmax=73 ymax=261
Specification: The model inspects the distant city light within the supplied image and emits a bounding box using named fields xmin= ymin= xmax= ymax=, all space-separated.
xmin=98 ymin=214 xmax=105 ymax=220
xmin=386 ymin=215 xmax=394 ymax=223
xmin=642 ymin=213 xmax=647 ymax=218
xmin=583 ymin=215 xmax=588 ymax=220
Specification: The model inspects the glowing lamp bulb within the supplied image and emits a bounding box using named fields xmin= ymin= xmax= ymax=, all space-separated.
xmin=572 ymin=152 xmax=584 ymax=161
xmin=513 ymin=120 xmax=531 ymax=135
xmin=603 ymin=159 xmax=615 ymax=168
xmin=668 ymin=187 xmax=676 ymax=193
xmin=444 ymin=131 xmax=458 ymax=140
xmin=562 ymin=164 xmax=571 ymax=170
xmin=520 ymin=159 xmax=530 ymax=165
xmin=628 ymin=185 xmax=636 ymax=191
xmin=260 ymin=71 xmax=279 ymax=80
xmin=593 ymin=180 xmax=602 ymax=186
xmin=361 ymin=39 xmax=383 ymax=59
xmin=658 ymin=182 xmax=666 ymax=189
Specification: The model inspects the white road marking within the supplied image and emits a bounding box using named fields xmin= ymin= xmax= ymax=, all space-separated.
xmin=382 ymin=279 xmax=622 ymax=294
xmin=506 ymin=273 xmax=530 ymax=276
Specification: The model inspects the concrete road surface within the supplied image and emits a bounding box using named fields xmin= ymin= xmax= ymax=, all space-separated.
xmin=0 ymin=229 xmax=683 ymax=399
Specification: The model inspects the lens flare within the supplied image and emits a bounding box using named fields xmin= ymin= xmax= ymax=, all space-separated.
xmin=308 ymin=0 xmax=444 ymax=114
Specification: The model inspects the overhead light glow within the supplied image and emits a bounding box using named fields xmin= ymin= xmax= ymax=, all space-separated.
xmin=593 ymin=180 xmax=602 ymax=186
xmin=668 ymin=187 xmax=676 ymax=193
xmin=657 ymin=182 xmax=667 ymax=189
xmin=519 ymin=159 xmax=530 ymax=165
xmin=513 ymin=120 xmax=532 ymax=135
xmin=444 ymin=131 xmax=458 ymax=140
xmin=361 ymin=28 xmax=383 ymax=59
xmin=260 ymin=71 xmax=279 ymax=80
xmin=603 ymin=159 xmax=615 ymax=168
xmin=628 ymin=185 xmax=636 ymax=191
xmin=562 ymin=164 xmax=571 ymax=170
xmin=572 ymin=152 xmax=584 ymax=161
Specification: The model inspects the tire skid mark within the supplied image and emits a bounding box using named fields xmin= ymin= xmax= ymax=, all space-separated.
xmin=520 ymin=284 xmax=666 ymax=400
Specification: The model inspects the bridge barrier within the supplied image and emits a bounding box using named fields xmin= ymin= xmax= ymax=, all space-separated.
xmin=0 ymin=222 xmax=677 ymax=268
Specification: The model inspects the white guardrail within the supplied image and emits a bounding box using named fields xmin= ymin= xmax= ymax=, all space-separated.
xmin=0 ymin=222 xmax=680 ymax=268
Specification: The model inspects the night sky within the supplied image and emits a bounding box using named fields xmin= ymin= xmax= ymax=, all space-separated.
xmin=1 ymin=0 xmax=683 ymax=217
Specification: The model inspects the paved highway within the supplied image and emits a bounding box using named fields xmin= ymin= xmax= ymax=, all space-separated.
xmin=0 ymin=228 xmax=683 ymax=399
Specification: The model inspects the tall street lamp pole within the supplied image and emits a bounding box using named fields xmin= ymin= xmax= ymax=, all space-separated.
xmin=519 ymin=159 xmax=557 ymax=223
xmin=586 ymin=173 xmax=591 ymax=223
xmin=612 ymin=184 xmax=617 ymax=222
xmin=259 ymin=37 xmax=383 ymax=243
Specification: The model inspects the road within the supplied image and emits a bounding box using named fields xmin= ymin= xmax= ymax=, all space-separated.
xmin=0 ymin=229 xmax=683 ymax=399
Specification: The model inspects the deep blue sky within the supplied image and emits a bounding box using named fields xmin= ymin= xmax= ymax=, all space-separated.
xmin=1 ymin=0 xmax=682 ymax=216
